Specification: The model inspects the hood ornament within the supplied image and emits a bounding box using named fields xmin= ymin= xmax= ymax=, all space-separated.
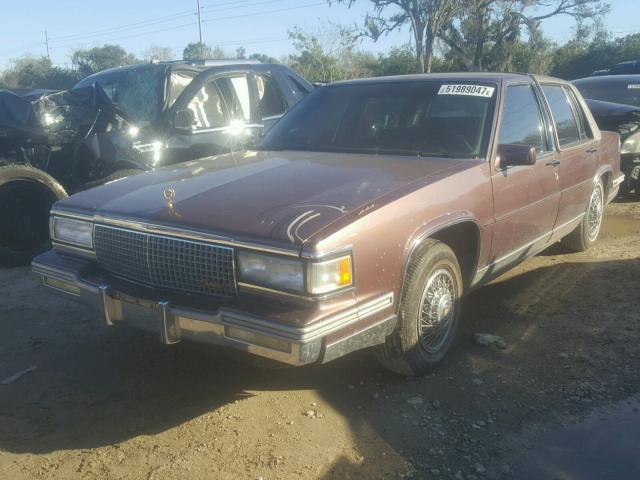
xmin=163 ymin=188 xmax=179 ymax=216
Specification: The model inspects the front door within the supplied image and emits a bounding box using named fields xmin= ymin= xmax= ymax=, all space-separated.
xmin=164 ymin=70 xmax=261 ymax=164
xmin=489 ymin=83 xmax=560 ymax=272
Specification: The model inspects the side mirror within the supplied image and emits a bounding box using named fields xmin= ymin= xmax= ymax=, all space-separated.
xmin=497 ymin=144 xmax=536 ymax=169
xmin=172 ymin=109 xmax=195 ymax=133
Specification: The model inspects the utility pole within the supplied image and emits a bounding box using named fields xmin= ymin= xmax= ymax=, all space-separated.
xmin=44 ymin=30 xmax=51 ymax=61
xmin=196 ymin=0 xmax=204 ymax=60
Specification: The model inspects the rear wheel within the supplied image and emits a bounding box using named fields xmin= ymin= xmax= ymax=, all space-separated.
xmin=562 ymin=178 xmax=604 ymax=252
xmin=0 ymin=165 xmax=67 ymax=266
xmin=376 ymin=239 xmax=463 ymax=376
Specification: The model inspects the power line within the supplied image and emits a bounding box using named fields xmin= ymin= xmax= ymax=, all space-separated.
xmin=49 ymin=21 xmax=198 ymax=50
xmin=48 ymin=9 xmax=196 ymax=43
xmin=202 ymin=2 xmax=325 ymax=23
xmin=201 ymin=0 xmax=288 ymax=13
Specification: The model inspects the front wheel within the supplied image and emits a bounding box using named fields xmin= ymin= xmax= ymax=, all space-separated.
xmin=562 ymin=178 xmax=605 ymax=252
xmin=376 ymin=239 xmax=463 ymax=376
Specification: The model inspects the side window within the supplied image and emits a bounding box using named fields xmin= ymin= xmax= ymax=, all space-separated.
xmin=564 ymin=87 xmax=592 ymax=140
xmin=167 ymin=71 xmax=195 ymax=109
xmin=188 ymin=81 xmax=228 ymax=130
xmin=542 ymin=85 xmax=582 ymax=147
xmin=257 ymin=74 xmax=287 ymax=118
xmin=217 ymin=75 xmax=251 ymax=122
xmin=498 ymin=84 xmax=550 ymax=154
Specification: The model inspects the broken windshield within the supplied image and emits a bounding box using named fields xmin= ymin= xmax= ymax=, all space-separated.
xmin=74 ymin=65 xmax=166 ymax=125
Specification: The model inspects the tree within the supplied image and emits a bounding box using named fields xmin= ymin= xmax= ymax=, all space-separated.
xmin=551 ymin=32 xmax=640 ymax=79
xmin=143 ymin=45 xmax=175 ymax=62
xmin=332 ymin=0 xmax=459 ymax=73
xmin=236 ymin=47 xmax=246 ymax=59
xmin=182 ymin=42 xmax=226 ymax=61
xmin=72 ymin=44 xmax=138 ymax=77
xmin=287 ymin=28 xmax=345 ymax=82
xmin=439 ymin=0 xmax=609 ymax=71
xmin=0 ymin=56 xmax=81 ymax=89
xmin=249 ymin=53 xmax=278 ymax=63
xmin=372 ymin=45 xmax=417 ymax=76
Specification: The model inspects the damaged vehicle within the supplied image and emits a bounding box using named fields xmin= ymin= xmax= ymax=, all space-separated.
xmin=33 ymin=73 xmax=623 ymax=375
xmin=0 ymin=61 xmax=312 ymax=265
xmin=574 ymin=74 xmax=640 ymax=195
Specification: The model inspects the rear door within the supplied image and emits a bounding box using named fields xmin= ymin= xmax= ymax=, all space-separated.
xmin=490 ymin=83 xmax=560 ymax=269
xmin=541 ymin=84 xmax=599 ymax=229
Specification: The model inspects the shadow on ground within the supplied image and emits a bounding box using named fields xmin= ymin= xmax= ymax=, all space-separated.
xmin=0 ymin=252 xmax=639 ymax=478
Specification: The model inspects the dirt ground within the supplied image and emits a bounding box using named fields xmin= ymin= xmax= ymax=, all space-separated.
xmin=0 ymin=200 xmax=639 ymax=480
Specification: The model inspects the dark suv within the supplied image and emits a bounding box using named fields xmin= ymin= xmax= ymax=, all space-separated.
xmin=0 ymin=61 xmax=313 ymax=265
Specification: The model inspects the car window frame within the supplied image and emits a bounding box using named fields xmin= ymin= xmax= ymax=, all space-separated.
xmin=563 ymin=85 xmax=594 ymax=141
xmin=500 ymin=81 xmax=555 ymax=161
xmin=256 ymin=72 xmax=289 ymax=121
xmin=540 ymin=82 xmax=593 ymax=152
xmin=188 ymin=78 xmax=231 ymax=134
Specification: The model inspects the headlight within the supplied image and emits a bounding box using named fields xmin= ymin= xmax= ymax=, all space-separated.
xmin=237 ymin=251 xmax=354 ymax=295
xmin=621 ymin=131 xmax=640 ymax=154
xmin=51 ymin=216 xmax=94 ymax=249
xmin=238 ymin=251 xmax=305 ymax=293
xmin=308 ymin=255 xmax=353 ymax=295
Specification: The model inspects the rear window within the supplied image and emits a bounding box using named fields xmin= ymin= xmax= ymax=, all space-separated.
xmin=259 ymin=81 xmax=497 ymax=159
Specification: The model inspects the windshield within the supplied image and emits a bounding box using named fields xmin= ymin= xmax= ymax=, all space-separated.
xmin=258 ymin=81 xmax=497 ymax=159
xmin=74 ymin=66 xmax=166 ymax=125
xmin=574 ymin=78 xmax=640 ymax=108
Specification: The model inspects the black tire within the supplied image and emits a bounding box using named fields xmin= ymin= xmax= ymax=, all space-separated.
xmin=376 ymin=239 xmax=463 ymax=376
xmin=73 ymin=169 xmax=143 ymax=193
xmin=0 ymin=164 xmax=67 ymax=267
xmin=562 ymin=178 xmax=605 ymax=252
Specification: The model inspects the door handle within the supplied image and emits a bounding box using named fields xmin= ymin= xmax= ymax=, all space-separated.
xmin=545 ymin=160 xmax=561 ymax=167
xmin=586 ymin=148 xmax=598 ymax=154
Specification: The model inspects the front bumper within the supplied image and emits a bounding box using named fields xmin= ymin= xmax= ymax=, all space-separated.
xmin=32 ymin=251 xmax=396 ymax=366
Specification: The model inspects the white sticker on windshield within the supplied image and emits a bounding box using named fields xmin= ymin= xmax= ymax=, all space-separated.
xmin=438 ymin=84 xmax=495 ymax=97
xmin=628 ymin=84 xmax=640 ymax=90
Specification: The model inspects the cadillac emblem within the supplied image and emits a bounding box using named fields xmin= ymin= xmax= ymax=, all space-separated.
xmin=163 ymin=188 xmax=176 ymax=209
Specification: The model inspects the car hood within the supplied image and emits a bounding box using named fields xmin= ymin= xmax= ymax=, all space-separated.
xmin=57 ymin=150 xmax=468 ymax=247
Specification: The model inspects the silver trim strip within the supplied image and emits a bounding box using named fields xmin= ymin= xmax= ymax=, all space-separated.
xmin=612 ymin=173 xmax=625 ymax=188
xmin=477 ymin=213 xmax=584 ymax=273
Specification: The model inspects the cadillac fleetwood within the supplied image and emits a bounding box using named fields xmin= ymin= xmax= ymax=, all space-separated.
xmin=33 ymin=73 xmax=624 ymax=375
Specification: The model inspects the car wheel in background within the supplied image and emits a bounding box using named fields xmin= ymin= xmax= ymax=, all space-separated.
xmin=0 ymin=164 xmax=67 ymax=266
xmin=376 ymin=239 xmax=463 ymax=376
xmin=562 ymin=178 xmax=605 ymax=252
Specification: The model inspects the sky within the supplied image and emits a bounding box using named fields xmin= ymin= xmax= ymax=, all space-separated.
xmin=0 ymin=0 xmax=638 ymax=69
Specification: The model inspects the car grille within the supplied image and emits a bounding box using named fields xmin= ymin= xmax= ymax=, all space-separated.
xmin=94 ymin=225 xmax=236 ymax=298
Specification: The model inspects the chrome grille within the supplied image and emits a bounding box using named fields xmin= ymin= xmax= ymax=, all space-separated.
xmin=94 ymin=225 xmax=236 ymax=297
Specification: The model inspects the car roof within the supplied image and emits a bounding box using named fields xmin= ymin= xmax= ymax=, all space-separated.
xmin=80 ymin=60 xmax=271 ymax=81
xmin=328 ymin=72 xmax=566 ymax=86
xmin=573 ymin=74 xmax=640 ymax=85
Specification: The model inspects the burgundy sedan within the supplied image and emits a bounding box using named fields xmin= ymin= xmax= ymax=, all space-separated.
xmin=33 ymin=73 xmax=623 ymax=375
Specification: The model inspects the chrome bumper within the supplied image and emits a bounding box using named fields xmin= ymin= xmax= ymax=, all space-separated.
xmin=32 ymin=251 xmax=396 ymax=366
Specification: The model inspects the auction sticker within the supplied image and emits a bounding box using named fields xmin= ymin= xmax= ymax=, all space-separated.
xmin=438 ymin=84 xmax=495 ymax=97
